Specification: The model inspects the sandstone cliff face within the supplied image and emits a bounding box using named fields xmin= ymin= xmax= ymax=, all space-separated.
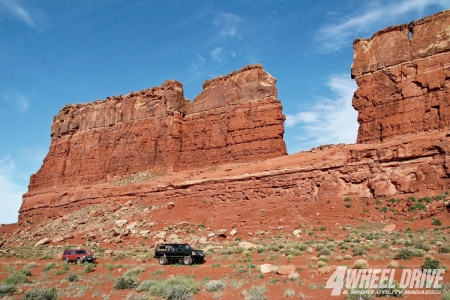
xmin=28 ymin=65 xmax=287 ymax=191
xmin=352 ymin=10 xmax=450 ymax=144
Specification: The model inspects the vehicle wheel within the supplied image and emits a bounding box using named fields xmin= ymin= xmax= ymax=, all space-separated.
xmin=77 ymin=258 xmax=82 ymax=265
xmin=183 ymin=256 xmax=192 ymax=265
xmin=159 ymin=256 xmax=167 ymax=265
xmin=64 ymin=258 xmax=69 ymax=263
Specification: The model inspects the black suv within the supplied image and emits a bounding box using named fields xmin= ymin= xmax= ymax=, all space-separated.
xmin=154 ymin=243 xmax=205 ymax=265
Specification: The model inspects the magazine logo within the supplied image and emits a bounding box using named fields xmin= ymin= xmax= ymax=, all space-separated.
xmin=326 ymin=266 xmax=445 ymax=296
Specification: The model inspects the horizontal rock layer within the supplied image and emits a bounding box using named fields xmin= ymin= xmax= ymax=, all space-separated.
xmin=27 ymin=65 xmax=287 ymax=192
xmin=352 ymin=10 xmax=450 ymax=144
xmin=19 ymin=132 xmax=450 ymax=221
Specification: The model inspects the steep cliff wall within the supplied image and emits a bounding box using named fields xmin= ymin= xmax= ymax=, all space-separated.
xmin=27 ymin=65 xmax=287 ymax=191
xmin=352 ymin=10 xmax=450 ymax=144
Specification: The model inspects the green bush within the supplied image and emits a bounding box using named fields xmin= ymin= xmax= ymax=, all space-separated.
xmin=148 ymin=276 xmax=199 ymax=299
xmin=432 ymin=218 xmax=442 ymax=226
xmin=114 ymin=276 xmax=139 ymax=290
xmin=136 ymin=280 xmax=158 ymax=292
xmin=352 ymin=247 xmax=366 ymax=257
xmin=85 ymin=263 xmax=95 ymax=273
xmin=67 ymin=274 xmax=78 ymax=282
xmin=22 ymin=287 xmax=60 ymax=300
xmin=438 ymin=246 xmax=450 ymax=254
xmin=0 ymin=284 xmax=16 ymax=297
xmin=394 ymin=248 xmax=425 ymax=260
xmin=3 ymin=270 xmax=30 ymax=285
xmin=344 ymin=197 xmax=351 ymax=202
xmin=43 ymin=262 xmax=57 ymax=272
xmin=123 ymin=267 xmax=145 ymax=278
xmin=318 ymin=248 xmax=331 ymax=256
xmin=421 ymin=257 xmax=441 ymax=270
xmin=113 ymin=252 xmax=127 ymax=261
xmin=205 ymin=280 xmax=226 ymax=292
xmin=242 ymin=284 xmax=267 ymax=300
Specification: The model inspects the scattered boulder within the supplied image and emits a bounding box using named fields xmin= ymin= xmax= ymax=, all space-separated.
xmin=155 ymin=231 xmax=166 ymax=239
xmin=112 ymin=228 xmax=122 ymax=236
xmin=230 ymin=228 xmax=237 ymax=236
xmin=293 ymin=229 xmax=302 ymax=237
xmin=166 ymin=202 xmax=175 ymax=209
xmin=115 ymin=220 xmax=128 ymax=228
xmin=317 ymin=266 xmax=336 ymax=275
xmin=260 ymin=264 xmax=275 ymax=274
xmin=382 ymin=224 xmax=396 ymax=232
xmin=104 ymin=250 xmax=114 ymax=256
xmin=199 ymin=237 xmax=207 ymax=244
xmin=277 ymin=265 xmax=296 ymax=275
xmin=388 ymin=260 xmax=400 ymax=268
xmin=140 ymin=230 xmax=150 ymax=236
xmin=126 ymin=221 xmax=137 ymax=230
xmin=238 ymin=241 xmax=256 ymax=250
xmin=215 ymin=229 xmax=227 ymax=237
xmin=34 ymin=238 xmax=50 ymax=248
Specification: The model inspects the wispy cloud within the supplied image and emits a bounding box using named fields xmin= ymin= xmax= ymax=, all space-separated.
xmin=210 ymin=47 xmax=224 ymax=62
xmin=213 ymin=12 xmax=242 ymax=38
xmin=285 ymin=75 xmax=358 ymax=152
xmin=315 ymin=0 xmax=450 ymax=52
xmin=0 ymin=0 xmax=44 ymax=30
xmin=0 ymin=156 xmax=24 ymax=224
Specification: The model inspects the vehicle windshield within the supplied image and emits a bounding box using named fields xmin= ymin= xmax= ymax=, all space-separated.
xmin=76 ymin=250 xmax=87 ymax=254
xmin=184 ymin=245 xmax=192 ymax=251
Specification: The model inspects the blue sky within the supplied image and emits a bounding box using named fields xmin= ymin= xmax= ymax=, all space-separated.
xmin=1 ymin=0 xmax=449 ymax=224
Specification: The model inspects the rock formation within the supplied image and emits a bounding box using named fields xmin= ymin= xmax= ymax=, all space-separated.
xmin=19 ymin=11 xmax=450 ymax=222
xmin=352 ymin=10 xmax=450 ymax=144
xmin=28 ymin=64 xmax=286 ymax=191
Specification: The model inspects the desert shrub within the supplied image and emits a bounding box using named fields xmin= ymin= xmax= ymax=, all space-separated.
xmin=205 ymin=280 xmax=225 ymax=292
xmin=317 ymin=261 xmax=328 ymax=268
xmin=352 ymin=247 xmax=366 ymax=256
xmin=376 ymin=280 xmax=404 ymax=298
xmin=3 ymin=270 xmax=30 ymax=285
xmin=113 ymin=252 xmax=127 ymax=261
xmin=353 ymin=259 xmax=369 ymax=269
xmin=114 ymin=276 xmax=139 ymax=290
xmin=318 ymin=248 xmax=331 ymax=256
xmin=421 ymin=257 xmax=442 ymax=271
xmin=22 ymin=287 xmax=60 ymax=300
xmin=344 ymin=197 xmax=351 ymax=202
xmin=297 ymin=243 xmax=308 ymax=251
xmin=66 ymin=274 xmax=78 ymax=282
xmin=43 ymin=262 xmax=57 ymax=272
xmin=123 ymin=267 xmax=145 ymax=278
xmin=125 ymin=293 xmax=148 ymax=300
xmin=0 ymin=284 xmax=16 ymax=297
xmin=136 ymin=280 xmax=158 ymax=292
xmin=438 ymin=246 xmax=450 ymax=254
xmin=284 ymin=288 xmax=295 ymax=297
xmin=432 ymin=218 xmax=442 ymax=226
xmin=415 ymin=242 xmax=430 ymax=251
xmin=344 ymin=254 xmax=352 ymax=260
xmin=394 ymin=248 xmax=425 ymax=260
xmin=149 ymin=276 xmax=199 ymax=300
xmin=85 ymin=263 xmax=95 ymax=273
xmin=242 ymin=284 xmax=267 ymax=300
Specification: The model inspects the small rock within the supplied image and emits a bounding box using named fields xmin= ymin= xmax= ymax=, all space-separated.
xmin=260 ymin=264 xmax=274 ymax=274
xmin=238 ymin=241 xmax=256 ymax=250
xmin=51 ymin=236 xmax=64 ymax=243
xmin=155 ymin=231 xmax=166 ymax=239
xmin=166 ymin=202 xmax=175 ymax=208
xmin=277 ymin=265 xmax=296 ymax=275
xmin=293 ymin=229 xmax=302 ymax=237
xmin=104 ymin=250 xmax=114 ymax=256
xmin=317 ymin=266 xmax=336 ymax=275
xmin=199 ymin=237 xmax=207 ymax=244
xmin=115 ymin=220 xmax=128 ymax=228
xmin=140 ymin=230 xmax=150 ymax=236
xmin=230 ymin=229 xmax=237 ymax=236
xmin=388 ymin=260 xmax=400 ymax=267
xmin=215 ymin=229 xmax=227 ymax=237
xmin=382 ymin=224 xmax=396 ymax=232
xmin=126 ymin=221 xmax=138 ymax=230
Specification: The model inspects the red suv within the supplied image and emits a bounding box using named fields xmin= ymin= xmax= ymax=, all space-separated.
xmin=62 ymin=249 xmax=95 ymax=264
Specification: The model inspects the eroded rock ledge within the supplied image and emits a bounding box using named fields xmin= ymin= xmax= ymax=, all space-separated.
xmin=352 ymin=10 xmax=450 ymax=144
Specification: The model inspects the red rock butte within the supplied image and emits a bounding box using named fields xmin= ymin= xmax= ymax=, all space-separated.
xmin=19 ymin=10 xmax=450 ymax=223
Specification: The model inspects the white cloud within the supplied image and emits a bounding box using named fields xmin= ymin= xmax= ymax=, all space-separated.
xmin=0 ymin=0 xmax=41 ymax=30
xmin=285 ymin=75 xmax=358 ymax=152
xmin=210 ymin=47 xmax=224 ymax=62
xmin=0 ymin=156 xmax=24 ymax=224
xmin=213 ymin=12 xmax=242 ymax=37
xmin=315 ymin=0 xmax=450 ymax=52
